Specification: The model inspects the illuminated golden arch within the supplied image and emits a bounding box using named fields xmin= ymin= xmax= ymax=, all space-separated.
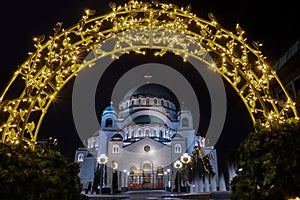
xmin=0 ymin=0 xmax=298 ymax=148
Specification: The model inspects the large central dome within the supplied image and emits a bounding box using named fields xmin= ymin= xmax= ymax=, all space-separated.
xmin=123 ymin=83 xmax=180 ymax=109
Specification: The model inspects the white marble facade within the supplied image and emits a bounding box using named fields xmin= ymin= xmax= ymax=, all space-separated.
xmin=75 ymin=83 xmax=215 ymax=191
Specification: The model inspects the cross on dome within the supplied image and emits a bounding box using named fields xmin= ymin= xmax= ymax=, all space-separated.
xmin=144 ymin=73 xmax=152 ymax=84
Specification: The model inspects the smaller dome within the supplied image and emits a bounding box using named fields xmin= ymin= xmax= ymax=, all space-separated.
xmin=103 ymin=105 xmax=117 ymax=115
xmin=111 ymin=133 xmax=123 ymax=141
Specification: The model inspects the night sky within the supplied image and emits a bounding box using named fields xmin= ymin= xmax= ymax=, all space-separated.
xmin=0 ymin=0 xmax=299 ymax=174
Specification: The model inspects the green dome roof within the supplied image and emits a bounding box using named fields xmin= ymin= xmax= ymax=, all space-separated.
xmin=132 ymin=115 xmax=166 ymax=125
xmin=103 ymin=105 xmax=116 ymax=112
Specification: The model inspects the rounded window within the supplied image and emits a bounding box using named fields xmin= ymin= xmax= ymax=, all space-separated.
xmin=144 ymin=145 xmax=151 ymax=152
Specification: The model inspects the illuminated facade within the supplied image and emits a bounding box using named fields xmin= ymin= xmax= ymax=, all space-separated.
xmin=272 ymin=37 xmax=300 ymax=113
xmin=75 ymin=83 xmax=218 ymax=191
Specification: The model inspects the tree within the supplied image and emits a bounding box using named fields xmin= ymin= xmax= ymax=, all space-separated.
xmin=0 ymin=142 xmax=88 ymax=200
xmin=189 ymin=141 xmax=215 ymax=182
xmin=231 ymin=118 xmax=300 ymax=200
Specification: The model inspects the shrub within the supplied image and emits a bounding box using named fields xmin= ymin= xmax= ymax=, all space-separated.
xmin=231 ymin=118 xmax=300 ymax=200
xmin=0 ymin=142 xmax=88 ymax=200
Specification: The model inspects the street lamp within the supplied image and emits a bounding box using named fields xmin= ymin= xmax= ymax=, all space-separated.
xmin=180 ymin=153 xmax=191 ymax=192
xmin=164 ymin=171 xmax=168 ymax=190
xmin=123 ymin=170 xmax=127 ymax=191
xmin=180 ymin=153 xmax=191 ymax=164
xmin=174 ymin=160 xmax=182 ymax=192
xmin=111 ymin=160 xmax=118 ymax=194
xmin=166 ymin=168 xmax=171 ymax=191
xmin=112 ymin=160 xmax=118 ymax=170
xmin=97 ymin=154 xmax=108 ymax=192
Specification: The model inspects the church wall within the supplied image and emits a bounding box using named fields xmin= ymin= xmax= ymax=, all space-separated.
xmin=171 ymin=138 xmax=187 ymax=163
xmin=121 ymin=147 xmax=172 ymax=172
xmin=120 ymin=138 xmax=172 ymax=172
xmin=177 ymin=130 xmax=195 ymax=154
xmin=75 ymin=83 xmax=221 ymax=191
xmin=75 ymin=148 xmax=97 ymax=190
xmin=107 ymin=140 xmax=123 ymax=167
xmin=97 ymin=131 xmax=109 ymax=157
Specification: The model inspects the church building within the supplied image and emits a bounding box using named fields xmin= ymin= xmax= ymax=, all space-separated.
xmin=75 ymin=83 xmax=218 ymax=192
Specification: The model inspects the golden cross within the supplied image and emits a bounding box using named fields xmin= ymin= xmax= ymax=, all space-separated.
xmin=144 ymin=73 xmax=152 ymax=83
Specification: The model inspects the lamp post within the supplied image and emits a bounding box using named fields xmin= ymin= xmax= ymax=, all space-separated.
xmin=97 ymin=154 xmax=108 ymax=192
xmin=180 ymin=153 xmax=192 ymax=164
xmin=111 ymin=160 xmax=118 ymax=194
xmin=123 ymin=170 xmax=127 ymax=191
xmin=166 ymin=168 xmax=171 ymax=191
xmin=180 ymin=153 xmax=191 ymax=192
xmin=174 ymin=160 xmax=183 ymax=192
xmin=164 ymin=171 xmax=168 ymax=191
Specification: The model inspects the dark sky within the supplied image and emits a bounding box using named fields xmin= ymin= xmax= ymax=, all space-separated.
xmin=0 ymin=0 xmax=299 ymax=170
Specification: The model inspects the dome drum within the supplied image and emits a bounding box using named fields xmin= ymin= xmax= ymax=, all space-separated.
xmin=119 ymin=96 xmax=176 ymax=111
xmin=121 ymin=83 xmax=180 ymax=110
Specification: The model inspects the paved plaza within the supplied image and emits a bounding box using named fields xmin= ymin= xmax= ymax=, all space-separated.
xmin=87 ymin=190 xmax=231 ymax=200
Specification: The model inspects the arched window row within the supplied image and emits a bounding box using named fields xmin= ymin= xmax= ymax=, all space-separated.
xmin=123 ymin=127 xmax=175 ymax=140
xmin=87 ymin=137 xmax=98 ymax=148
xmin=119 ymin=97 xmax=176 ymax=110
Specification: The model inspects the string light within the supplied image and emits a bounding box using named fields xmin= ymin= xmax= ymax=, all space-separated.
xmin=0 ymin=0 xmax=298 ymax=149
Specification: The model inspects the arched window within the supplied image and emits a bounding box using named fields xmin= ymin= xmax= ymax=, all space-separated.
xmin=87 ymin=139 xmax=92 ymax=148
xmin=154 ymin=98 xmax=157 ymax=106
xmin=146 ymin=98 xmax=150 ymax=106
xmin=131 ymin=100 xmax=135 ymax=107
xmin=157 ymin=165 xmax=164 ymax=176
xmin=138 ymin=129 xmax=143 ymax=137
xmin=77 ymin=153 xmax=84 ymax=162
xmin=138 ymin=99 xmax=142 ymax=106
xmin=154 ymin=129 xmax=158 ymax=137
xmin=105 ymin=118 xmax=113 ymax=127
xmin=182 ymin=118 xmax=189 ymax=127
xmin=112 ymin=144 xmax=120 ymax=154
xmin=175 ymin=144 xmax=182 ymax=154
xmin=145 ymin=129 xmax=150 ymax=137
xmin=159 ymin=130 xmax=163 ymax=138
xmin=143 ymin=162 xmax=152 ymax=171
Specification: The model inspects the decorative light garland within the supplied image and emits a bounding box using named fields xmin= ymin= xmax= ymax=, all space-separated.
xmin=0 ymin=0 xmax=298 ymax=149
